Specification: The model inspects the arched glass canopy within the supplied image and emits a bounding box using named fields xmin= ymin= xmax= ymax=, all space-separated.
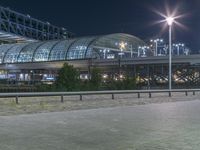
xmin=4 ymin=43 xmax=29 ymax=63
xmin=0 ymin=33 xmax=147 ymax=64
xmin=0 ymin=44 xmax=16 ymax=63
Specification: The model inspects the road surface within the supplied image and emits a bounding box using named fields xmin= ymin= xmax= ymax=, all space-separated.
xmin=1 ymin=100 xmax=200 ymax=150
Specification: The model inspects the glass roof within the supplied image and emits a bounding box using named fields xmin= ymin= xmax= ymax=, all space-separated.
xmin=0 ymin=33 xmax=147 ymax=64
xmin=33 ymin=40 xmax=60 ymax=62
xmin=4 ymin=43 xmax=29 ymax=63
xmin=17 ymin=42 xmax=46 ymax=63
xmin=0 ymin=44 xmax=16 ymax=63
xmin=49 ymin=39 xmax=76 ymax=61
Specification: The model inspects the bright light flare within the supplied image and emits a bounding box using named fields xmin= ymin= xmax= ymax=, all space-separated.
xmin=119 ymin=42 xmax=127 ymax=50
xmin=150 ymin=3 xmax=188 ymax=32
xmin=166 ymin=17 xmax=174 ymax=26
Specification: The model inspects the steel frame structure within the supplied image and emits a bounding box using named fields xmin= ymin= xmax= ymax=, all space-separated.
xmin=94 ymin=63 xmax=200 ymax=89
xmin=0 ymin=6 xmax=74 ymax=42
xmin=0 ymin=58 xmax=200 ymax=88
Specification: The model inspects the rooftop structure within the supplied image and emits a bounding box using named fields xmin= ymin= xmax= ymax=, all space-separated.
xmin=0 ymin=33 xmax=197 ymax=88
xmin=0 ymin=33 xmax=146 ymax=64
xmin=0 ymin=5 xmax=74 ymax=43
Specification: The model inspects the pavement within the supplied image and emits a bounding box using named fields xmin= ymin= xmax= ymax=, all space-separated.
xmin=1 ymin=100 xmax=200 ymax=150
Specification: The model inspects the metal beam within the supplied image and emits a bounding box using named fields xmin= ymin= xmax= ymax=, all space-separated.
xmin=0 ymin=5 xmax=74 ymax=42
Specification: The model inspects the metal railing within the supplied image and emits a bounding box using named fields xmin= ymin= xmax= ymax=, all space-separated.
xmin=0 ymin=89 xmax=199 ymax=104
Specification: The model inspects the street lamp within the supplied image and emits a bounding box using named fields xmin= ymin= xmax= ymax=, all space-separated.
xmin=129 ymin=44 xmax=133 ymax=58
xmin=166 ymin=16 xmax=174 ymax=91
xmin=173 ymin=43 xmax=185 ymax=56
xmin=118 ymin=42 xmax=127 ymax=58
xmin=115 ymin=42 xmax=135 ymax=58
xmin=115 ymin=41 xmax=127 ymax=79
xmin=150 ymin=39 xmax=163 ymax=56
xmin=138 ymin=46 xmax=141 ymax=57
xmin=138 ymin=46 xmax=149 ymax=57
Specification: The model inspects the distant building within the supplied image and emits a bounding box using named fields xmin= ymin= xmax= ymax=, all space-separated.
xmin=0 ymin=33 xmax=146 ymax=83
xmin=0 ymin=6 xmax=198 ymax=88
xmin=0 ymin=33 xmax=198 ymax=88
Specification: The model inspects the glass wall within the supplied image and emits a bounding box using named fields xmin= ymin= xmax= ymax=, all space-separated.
xmin=4 ymin=43 xmax=28 ymax=63
xmin=0 ymin=33 xmax=147 ymax=64
xmin=33 ymin=41 xmax=60 ymax=62
xmin=66 ymin=37 xmax=96 ymax=60
xmin=49 ymin=39 xmax=76 ymax=61
xmin=0 ymin=44 xmax=16 ymax=63
xmin=18 ymin=42 xmax=45 ymax=62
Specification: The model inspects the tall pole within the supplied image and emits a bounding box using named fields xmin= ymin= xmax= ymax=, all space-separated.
xmin=177 ymin=45 xmax=180 ymax=56
xmin=138 ymin=47 xmax=140 ymax=57
xmin=130 ymin=45 xmax=133 ymax=58
xmin=120 ymin=49 xmax=123 ymax=59
xmin=155 ymin=41 xmax=158 ymax=56
xmin=103 ymin=50 xmax=106 ymax=59
xmin=169 ymin=25 xmax=172 ymax=90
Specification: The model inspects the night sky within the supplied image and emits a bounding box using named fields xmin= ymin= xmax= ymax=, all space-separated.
xmin=1 ymin=0 xmax=200 ymax=51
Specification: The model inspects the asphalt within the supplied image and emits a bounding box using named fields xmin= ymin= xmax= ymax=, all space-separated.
xmin=1 ymin=100 xmax=200 ymax=150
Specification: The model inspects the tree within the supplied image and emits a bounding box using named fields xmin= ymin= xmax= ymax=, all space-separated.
xmin=105 ymin=75 xmax=136 ymax=90
xmin=122 ymin=76 xmax=136 ymax=90
xmin=89 ymin=67 xmax=102 ymax=90
xmin=55 ymin=63 xmax=80 ymax=91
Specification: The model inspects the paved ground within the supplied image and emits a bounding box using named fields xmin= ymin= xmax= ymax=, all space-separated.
xmin=1 ymin=100 xmax=200 ymax=150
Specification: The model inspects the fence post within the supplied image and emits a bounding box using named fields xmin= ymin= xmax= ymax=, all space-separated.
xmin=15 ymin=96 xmax=19 ymax=104
xmin=169 ymin=92 xmax=171 ymax=97
xmin=193 ymin=91 xmax=195 ymax=96
xmin=185 ymin=91 xmax=188 ymax=96
xmin=137 ymin=92 xmax=140 ymax=98
xmin=112 ymin=94 xmax=114 ymax=100
xmin=61 ymin=95 xmax=64 ymax=103
xmin=149 ymin=92 xmax=151 ymax=98
xmin=80 ymin=95 xmax=82 ymax=101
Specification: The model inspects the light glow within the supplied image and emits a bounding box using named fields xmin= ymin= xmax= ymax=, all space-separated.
xmin=119 ymin=42 xmax=127 ymax=50
xmin=151 ymin=4 xmax=188 ymax=34
xmin=166 ymin=17 xmax=174 ymax=26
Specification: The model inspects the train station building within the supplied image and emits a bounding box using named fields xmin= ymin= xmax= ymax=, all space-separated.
xmin=0 ymin=5 xmax=199 ymax=88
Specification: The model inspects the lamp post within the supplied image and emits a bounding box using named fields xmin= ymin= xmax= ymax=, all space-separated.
xmin=166 ymin=17 xmax=174 ymax=90
xmin=130 ymin=44 xmax=133 ymax=58
xmin=115 ymin=41 xmax=127 ymax=78
xmin=173 ymin=43 xmax=185 ymax=56
xmin=138 ymin=46 xmax=141 ymax=57
xmin=119 ymin=42 xmax=127 ymax=58
xmin=150 ymin=39 xmax=163 ymax=56
xmin=138 ymin=46 xmax=149 ymax=57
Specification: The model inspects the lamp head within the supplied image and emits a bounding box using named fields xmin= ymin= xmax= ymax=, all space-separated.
xmin=166 ymin=17 xmax=174 ymax=26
